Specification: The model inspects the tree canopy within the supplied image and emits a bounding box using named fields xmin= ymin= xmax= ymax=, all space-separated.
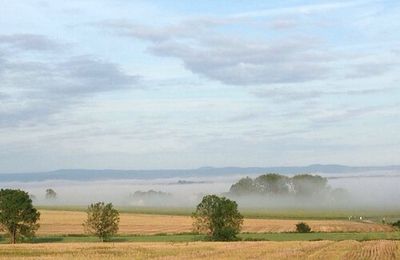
xmin=229 ymin=173 xmax=329 ymax=197
xmin=0 ymin=189 xmax=40 ymax=244
xmin=83 ymin=202 xmax=120 ymax=242
xmin=192 ymin=195 xmax=243 ymax=241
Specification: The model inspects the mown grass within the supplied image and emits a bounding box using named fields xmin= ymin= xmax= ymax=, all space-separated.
xmin=2 ymin=232 xmax=400 ymax=244
xmin=37 ymin=205 xmax=400 ymax=220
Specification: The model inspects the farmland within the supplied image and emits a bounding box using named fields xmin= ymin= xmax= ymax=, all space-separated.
xmin=36 ymin=210 xmax=394 ymax=235
xmin=1 ymin=240 xmax=400 ymax=259
xmin=1 ymin=208 xmax=399 ymax=259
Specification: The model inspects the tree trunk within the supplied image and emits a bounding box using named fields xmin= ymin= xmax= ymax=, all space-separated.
xmin=11 ymin=229 xmax=16 ymax=244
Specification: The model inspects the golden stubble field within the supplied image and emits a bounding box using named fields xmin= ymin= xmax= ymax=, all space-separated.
xmin=0 ymin=240 xmax=399 ymax=259
xmin=37 ymin=210 xmax=393 ymax=235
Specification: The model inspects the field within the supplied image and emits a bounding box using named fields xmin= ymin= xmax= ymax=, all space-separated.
xmin=36 ymin=210 xmax=394 ymax=235
xmin=38 ymin=205 xmax=400 ymax=220
xmin=1 ymin=208 xmax=399 ymax=259
xmin=1 ymin=240 xmax=400 ymax=259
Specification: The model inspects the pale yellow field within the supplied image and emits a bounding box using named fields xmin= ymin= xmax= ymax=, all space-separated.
xmin=36 ymin=210 xmax=393 ymax=235
xmin=0 ymin=240 xmax=399 ymax=259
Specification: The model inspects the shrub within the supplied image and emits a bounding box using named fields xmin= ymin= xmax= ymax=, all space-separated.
xmin=296 ymin=222 xmax=311 ymax=233
xmin=392 ymin=220 xmax=400 ymax=228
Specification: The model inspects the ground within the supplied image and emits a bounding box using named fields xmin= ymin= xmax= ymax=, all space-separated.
xmin=37 ymin=210 xmax=393 ymax=235
xmin=0 ymin=240 xmax=400 ymax=259
xmin=0 ymin=209 xmax=399 ymax=259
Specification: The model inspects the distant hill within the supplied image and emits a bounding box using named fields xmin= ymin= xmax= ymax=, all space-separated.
xmin=0 ymin=164 xmax=399 ymax=182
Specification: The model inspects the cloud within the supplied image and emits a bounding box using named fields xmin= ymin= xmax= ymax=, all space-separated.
xmin=253 ymin=87 xmax=395 ymax=101
xmin=102 ymin=1 xmax=400 ymax=87
xmin=0 ymin=36 xmax=139 ymax=128
xmin=269 ymin=19 xmax=298 ymax=30
xmin=0 ymin=92 xmax=8 ymax=100
xmin=346 ymin=61 xmax=398 ymax=79
xmin=311 ymin=106 xmax=383 ymax=125
xmin=0 ymin=34 xmax=62 ymax=52
xmin=310 ymin=103 xmax=400 ymax=125
xmin=228 ymin=2 xmax=364 ymax=19
xmin=106 ymin=20 xmax=334 ymax=85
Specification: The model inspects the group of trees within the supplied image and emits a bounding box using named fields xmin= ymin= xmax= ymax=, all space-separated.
xmin=228 ymin=173 xmax=331 ymax=197
xmin=0 ymin=188 xmax=244 ymax=243
xmin=0 ymin=188 xmax=120 ymax=243
xmin=129 ymin=190 xmax=174 ymax=206
xmin=3 ymin=175 xmax=336 ymax=243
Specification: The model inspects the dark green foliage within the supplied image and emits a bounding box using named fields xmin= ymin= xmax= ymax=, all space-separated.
xmin=192 ymin=195 xmax=243 ymax=241
xmin=0 ymin=189 xmax=40 ymax=244
xmin=391 ymin=220 xmax=400 ymax=228
xmin=229 ymin=177 xmax=256 ymax=196
xmin=296 ymin=222 xmax=311 ymax=233
xmin=83 ymin=202 xmax=120 ymax=242
xmin=229 ymin=173 xmax=330 ymax=197
xmin=291 ymin=174 xmax=327 ymax=196
xmin=255 ymin=173 xmax=290 ymax=195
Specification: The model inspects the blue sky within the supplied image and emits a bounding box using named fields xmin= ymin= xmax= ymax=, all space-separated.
xmin=0 ymin=0 xmax=399 ymax=172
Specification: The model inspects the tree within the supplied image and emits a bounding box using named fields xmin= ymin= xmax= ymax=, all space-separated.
xmin=296 ymin=222 xmax=311 ymax=233
xmin=192 ymin=195 xmax=243 ymax=241
xmin=255 ymin=173 xmax=290 ymax=195
xmin=229 ymin=177 xmax=256 ymax=196
xmin=45 ymin=189 xmax=57 ymax=199
xmin=83 ymin=202 xmax=120 ymax=242
xmin=291 ymin=174 xmax=328 ymax=197
xmin=0 ymin=189 xmax=40 ymax=244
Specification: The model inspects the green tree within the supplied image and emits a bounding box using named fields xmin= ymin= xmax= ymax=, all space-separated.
xmin=255 ymin=173 xmax=290 ymax=195
xmin=0 ymin=189 xmax=40 ymax=244
xmin=291 ymin=174 xmax=328 ymax=196
xmin=45 ymin=188 xmax=57 ymax=199
xmin=229 ymin=177 xmax=256 ymax=196
xmin=192 ymin=195 xmax=243 ymax=241
xmin=83 ymin=202 xmax=120 ymax=242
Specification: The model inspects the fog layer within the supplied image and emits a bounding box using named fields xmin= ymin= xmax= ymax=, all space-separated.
xmin=1 ymin=172 xmax=399 ymax=210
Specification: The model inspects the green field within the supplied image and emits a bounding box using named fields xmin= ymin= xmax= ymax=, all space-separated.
xmin=1 ymin=232 xmax=399 ymax=244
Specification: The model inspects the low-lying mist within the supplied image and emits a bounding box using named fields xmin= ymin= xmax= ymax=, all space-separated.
xmin=1 ymin=171 xmax=400 ymax=211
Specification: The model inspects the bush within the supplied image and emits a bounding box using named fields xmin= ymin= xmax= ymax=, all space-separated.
xmin=392 ymin=220 xmax=400 ymax=228
xmin=296 ymin=222 xmax=311 ymax=233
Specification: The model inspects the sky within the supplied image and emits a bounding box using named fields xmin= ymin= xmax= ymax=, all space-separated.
xmin=0 ymin=0 xmax=399 ymax=173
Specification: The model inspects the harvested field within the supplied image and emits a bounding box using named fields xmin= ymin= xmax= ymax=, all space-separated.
xmin=36 ymin=210 xmax=393 ymax=235
xmin=1 ymin=240 xmax=399 ymax=259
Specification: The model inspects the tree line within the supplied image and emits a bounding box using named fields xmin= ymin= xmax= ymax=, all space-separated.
xmin=228 ymin=173 xmax=339 ymax=197
xmin=0 ymin=173 xmax=350 ymax=243
xmin=0 ymin=188 xmax=245 ymax=243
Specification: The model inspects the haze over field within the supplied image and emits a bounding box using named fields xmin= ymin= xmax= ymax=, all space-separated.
xmin=1 ymin=166 xmax=399 ymax=210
